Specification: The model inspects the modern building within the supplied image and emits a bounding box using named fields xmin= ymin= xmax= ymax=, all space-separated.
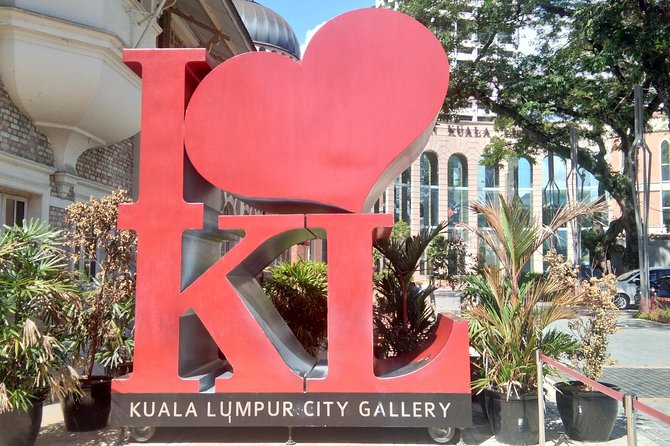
xmin=373 ymin=0 xmax=670 ymax=275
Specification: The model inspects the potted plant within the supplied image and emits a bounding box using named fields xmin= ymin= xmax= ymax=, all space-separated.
xmin=464 ymin=196 xmax=605 ymax=445
xmin=544 ymin=251 xmax=620 ymax=442
xmin=60 ymin=190 xmax=136 ymax=431
xmin=0 ymin=220 xmax=80 ymax=446
xmin=372 ymin=222 xmax=446 ymax=359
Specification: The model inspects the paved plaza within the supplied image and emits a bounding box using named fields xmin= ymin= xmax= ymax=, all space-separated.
xmin=34 ymin=289 xmax=670 ymax=445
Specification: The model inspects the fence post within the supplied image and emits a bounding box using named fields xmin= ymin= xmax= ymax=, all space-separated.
xmin=625 ymin=394 xmax=637 ymax=446
xmin=536 ymin=350 xmax=545 ymax=446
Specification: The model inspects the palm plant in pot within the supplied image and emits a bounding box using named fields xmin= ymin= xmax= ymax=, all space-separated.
xmin=464 ymin=196 xmax=605 ymax=445
xmin=372 ymin=221 xmax=446 ymax=359
xmin=0 ymin=221 xmax=80 ymax=446
xmin=544 ymin=251 xmax=620 ymax=442
xmin=61 ymin=190 xmax=136 ymax=431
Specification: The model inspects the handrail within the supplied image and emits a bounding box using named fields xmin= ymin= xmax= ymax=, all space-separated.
xmin=539 ymin=352 xmax=670 ymax=425
xmin=536 ymin=350 xmax=670 ymax=446
xmin=540 ymin=354 xmax=623 ymax=401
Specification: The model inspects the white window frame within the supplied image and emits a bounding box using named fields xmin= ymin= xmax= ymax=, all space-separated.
xmin=1 ymin=193 xmax=28 ymax=228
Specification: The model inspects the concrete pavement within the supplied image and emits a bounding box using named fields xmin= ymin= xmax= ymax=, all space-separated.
xmin=34 ymin=289 xmax=670 ymax=445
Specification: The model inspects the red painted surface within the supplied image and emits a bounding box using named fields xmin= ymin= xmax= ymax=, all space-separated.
xmin=113 ymin=7 xmax=469 ymax=418
xmin=306 ymin=213 xmax=470 ymax=393
xmin=184 ymin=8 xmax=449 ymax=213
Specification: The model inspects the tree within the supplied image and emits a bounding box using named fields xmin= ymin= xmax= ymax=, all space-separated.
xmin=389 ymin=0 xmax=670 ymax=270
xmin=374 ymin=222 xmax=447 ymax=327
xmin=426 ymin=234 xmax=467 ymax=285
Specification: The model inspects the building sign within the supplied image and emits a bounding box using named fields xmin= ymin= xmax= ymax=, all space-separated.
xmin=111 ymin=8 xmax=472 ymax=430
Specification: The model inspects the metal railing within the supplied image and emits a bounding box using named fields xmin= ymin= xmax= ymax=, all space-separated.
xmin=536 ymin=350 xmax=670 ymax=446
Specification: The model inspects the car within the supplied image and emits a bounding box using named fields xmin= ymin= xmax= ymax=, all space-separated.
xmin=649 ymin=276 xmax=670 ymax=299
xmin=615 ymin=266 xmax=670 ymax=309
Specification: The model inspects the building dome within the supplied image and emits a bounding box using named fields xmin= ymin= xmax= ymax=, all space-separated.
xmin=232 ymin=0 xmax=301 ymax=59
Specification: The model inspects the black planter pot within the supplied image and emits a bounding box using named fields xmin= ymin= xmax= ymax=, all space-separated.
xmin=484 ymin=389 xmax=539 ymax=445
xmin=555 ymin=381 xmax=620 ymax=442
xmin=477 ymin=391 xmax=489 ymax=419
xmin=104 ymin=362 xmax=133 ymax=378
xmin=0 ymin=400 xmax=43 ymax=446
xmin=61 ymin=376 xmax=111 ymax=431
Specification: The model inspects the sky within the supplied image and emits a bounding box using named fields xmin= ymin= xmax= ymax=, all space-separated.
xmin=257 ymin=1 xmax=375 ymax=56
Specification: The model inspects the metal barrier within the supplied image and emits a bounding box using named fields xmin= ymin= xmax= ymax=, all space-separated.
xmin=535 ymin=350 xmax=670 ymax=446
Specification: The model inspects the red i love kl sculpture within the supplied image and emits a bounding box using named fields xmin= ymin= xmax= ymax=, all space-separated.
xmin=111 ymin=8 xmax=472 ymax=437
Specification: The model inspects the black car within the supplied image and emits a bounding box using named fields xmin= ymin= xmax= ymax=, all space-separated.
xmin=650 ymin=276 xmax=670 ymax=299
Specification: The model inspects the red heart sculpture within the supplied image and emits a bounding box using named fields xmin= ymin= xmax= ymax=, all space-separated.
xmin=184 ymin=8 xmax=449 ymax=213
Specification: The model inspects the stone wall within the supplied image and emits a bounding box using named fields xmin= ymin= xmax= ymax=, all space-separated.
xmin=49 ymin=205 xmax=67 ymax=229
xmin=0 ymin=79 xmax=54 ymax=165
xmin=76 ymin=137 xmax=135 ymax=194
xmin=1 ymin=77 xmax=136 ymax=227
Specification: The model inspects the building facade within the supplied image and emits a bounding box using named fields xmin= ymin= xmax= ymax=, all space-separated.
xmin=2 ymin=0 xmax=669 ymax=275
xmin=0 ymin=0 xmax=256 ymax=229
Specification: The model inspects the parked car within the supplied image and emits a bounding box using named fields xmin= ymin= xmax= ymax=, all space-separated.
xmin=649 ymin=276 xmax=670 ymax=299
xmin=616 ymin=267 xmax=670 ymax=309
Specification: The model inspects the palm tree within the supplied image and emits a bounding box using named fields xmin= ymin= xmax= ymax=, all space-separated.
xmin=0 ymin=220 xmax=80 ymax=413
xmin=465 ymin=196 xmax=607 ymax=394
xmin=373 ymin=222 xmax=447 ymax=358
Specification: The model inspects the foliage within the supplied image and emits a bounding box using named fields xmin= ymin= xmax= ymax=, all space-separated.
xmin=374 ymin=221 xmax=411 ymax=280
xmin=635 ymin=308 xmax=670 ymax=324
xmin=465 ymin=196 xmax=606 ymax=395
xmin=63 ymin=190 xmax=136 ymax=378
xmin=545 ymin=249 xmax=618 ymax=382
xmin=373 ymin=223 xmax=446 ymax=358
xmin=374 ymin=222 xmax=447 ymax=326
xmin=389 ymin=0 xmax=670 ymax=270
xmin=581 ymin=225 xmax=607 ymax=268
xmin=0 ymin=221 xmax=80 ymax=413
xmin=263 ymin=259 xmax=328 ymax=356
xmin=374 ymin=271 xmax=436 ymax=359
xmin=427 ymin=235 xmax=467 ymax=285
xmin=390 ymin=220 xmax=411 ymax=243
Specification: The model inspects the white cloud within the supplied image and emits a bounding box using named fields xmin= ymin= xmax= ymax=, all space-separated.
xmin=300 ymin=21 xmax=326 ymax=58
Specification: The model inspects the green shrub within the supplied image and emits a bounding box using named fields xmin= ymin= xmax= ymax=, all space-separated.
xmin=263 ymin=260 xmax=328 ymax=356
xmin=0 ymin=221 xmax=80 ymax=412
xmin=637 ymin=308 xmax=670 ymax=324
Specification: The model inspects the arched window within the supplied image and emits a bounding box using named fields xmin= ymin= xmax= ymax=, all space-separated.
xmin=447 ymin=155 xmax=468 ymax=229
xmin=420 ymin=152 xmax=439 ymax=229
xmin=660 ymin=140 xmax=670 ymax=230
xmin=476 ymin=157 xmax=500 ymax=265
xmin=578 ymin=168 xmax=599 ymax=202
xmin=394 ymin=167 xmax=411 ymax=224
xmin=514 ymin=157 xmax=533 ymax=210
xmin=661 ymin=140 xmax=670 ymax=181
xmin=542 ymin=154 xmax=568 ymax=264
xmin=477 ymin=157 xmax=499 ymax=227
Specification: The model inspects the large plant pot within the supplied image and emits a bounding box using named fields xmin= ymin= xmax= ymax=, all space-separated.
xmin=484 ymin=389 xmax=539 ymax=445
xmin=0 ymin=400 xmax=43 ymax=446
xmin=61 ymin=376 xmax=111 ymax=431
xmin=555 ymin=381 xmax=620 ymax=442
xmin=477 ymin=391 xmax=489 ymax=419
